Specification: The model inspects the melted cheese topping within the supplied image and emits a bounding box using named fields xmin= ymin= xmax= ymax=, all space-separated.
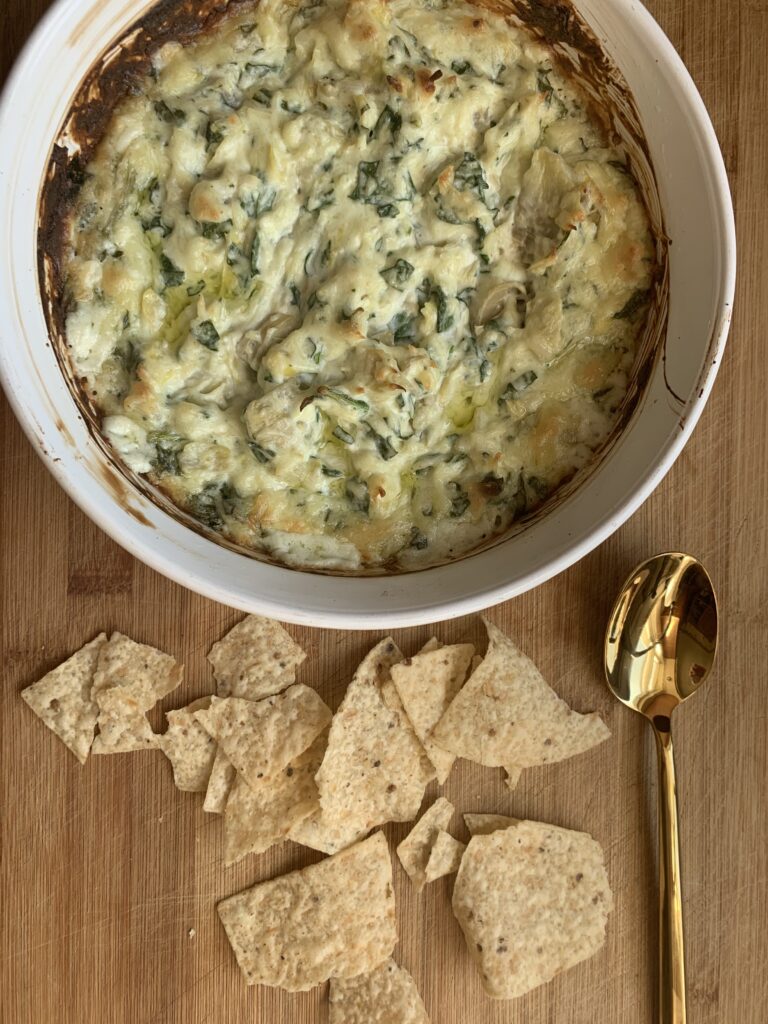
xmin=64 ymin=0 xmax=655 ymax=571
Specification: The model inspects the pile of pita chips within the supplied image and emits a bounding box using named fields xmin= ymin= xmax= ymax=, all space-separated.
xmin=396 ymin=797 xmax=460 ymax=892
xmin=329 ymin=959 xmax=430 ymax=1024
xmin=218 ymin=831 xmax=397 ymax=990
xmin=291 ymin=639 xmax=435 ymax=855
xmin=21 ymin=631 xmax=183 ymax=760
xmin=452 ymin=819 xmax=613 ymax=999
xmin=91 ymin=633 xmax=182 ymax=753
xmin=194 ymin=687 xmax=331 ymax=788
xmin=208 ymin=615 xmax=306 ymax=699
xmin=20 ymin=633 xmax=107 ymax=764
xmin=432 ymin=618 xmax=609 ymax=786
xmin=224 ymin=730 xmax=328 ymax=864
xmin=391 ymin=642 xmax=474 ymax=784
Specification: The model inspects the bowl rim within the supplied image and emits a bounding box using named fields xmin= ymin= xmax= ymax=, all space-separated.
xmin=0 ymin=0 xmax=736 ymax=628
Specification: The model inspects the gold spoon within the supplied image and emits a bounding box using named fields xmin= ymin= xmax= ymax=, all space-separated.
xmin=604 ymin=552 xmax=718 ymax=1024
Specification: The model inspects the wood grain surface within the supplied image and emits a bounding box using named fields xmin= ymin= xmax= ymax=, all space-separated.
xmin=1 ymin=1 xmax=766 ymax=1021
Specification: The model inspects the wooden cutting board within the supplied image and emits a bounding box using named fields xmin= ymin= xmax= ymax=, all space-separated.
xmin=2 ymin=0 xmax=767 ymax=1020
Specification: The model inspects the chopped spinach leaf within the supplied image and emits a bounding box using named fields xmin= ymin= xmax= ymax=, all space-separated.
xmin=370 ymin=430 xmax=397 ymax=460
xmin=191 ymin=320 xmax=219 ymax=350
xmin=451 ymin=59 xmax=474 ymax=75
xmin=186 ymin=280 xmax=205 ymax=296
xmin=380 ymin=258 xmax=414 ymax=289
xmin=409 ymin=528 xmax=429 ymax=550
xmin=332 ymin=425 xmax=355 ymax=444
xmin=369 ymin=105 xmax=402 ymax=141
xmin=248 ymin=441 xmax=275 ymax=463
xmin=159 ymin=254 xmax=184 ymax=289
xmin=148 ymin=430 xmax=185 ymax=476
xmin=250 ymin=233 xmax=260 ymax=275
xmin=345 ymin=477 xmax=370 ymax=514
xmin=613 ymin=288 xmax=650 ymax=321
xmin=319 ymin=387 xmax=369 ymax=413
xmin=200 ymin=219 xmax=232 ymax=240
xmin=453 ymin=152 xmax=491 ymax=205
xmin=153 ymin=100 xmax=186 ymax=125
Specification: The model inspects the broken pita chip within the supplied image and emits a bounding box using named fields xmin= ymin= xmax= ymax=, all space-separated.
xmin=91 ymin=692 xmax=158 ymax=753
xmin=224 ymin=730 xmax=327 ymax=864
xmin=429 ymin=828 xmax=466 ymax=875
xmin=424 ymin=831 xmax=465 ymax=884
xmin=313 ymin=639 xmax=435 ymax=851
xmin=208 ymin=615 xmax=306 ymax=700
xmin=329 ymin=959 xmax=430 ymax=1024
xmin=218 ymin=831 xmax=397 ymax=990
xmin=195 ymin=685 xmax=331 ymax=789
xmin=159 ymin=697 xmax=216 ymax=792
xmin=503 ymin=765 xmax=523 ymax=791
xmin=463 ymin=813 xmax=519 ymax=837
xmin=396 ymin=797 xmax=454 ymax=893
xmin=203 ymin=747 xmax=235 ymax=814
xmin=417 ymin=637 xmax=442 ymax=655
xmin=91 ymin=633 xmax=182 ymax=754
xmin=391 ymin=644 xmax=473 ymax=784
xmin=20 ymin=634 xmax=107 ymax=764
xmin=452 ymin=819 xmax=613 ymax=999
xmin=286 ymin=806 xmax=370 ymax=855
xmin=432 ymin=618 xmax=609 ymax=771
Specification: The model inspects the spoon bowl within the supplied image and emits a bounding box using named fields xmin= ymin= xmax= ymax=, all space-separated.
xmin=604 ymin=552 xmax=718 ymax=1024
xmin=605 ymin=552 xmax=718 ymax=723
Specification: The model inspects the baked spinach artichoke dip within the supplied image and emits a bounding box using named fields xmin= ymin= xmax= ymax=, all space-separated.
xmin=63 ymin=0 xmax=656 ymax=572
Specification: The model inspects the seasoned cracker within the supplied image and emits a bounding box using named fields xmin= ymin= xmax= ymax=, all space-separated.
xmin=20 ymin=634 xmax=107 ymax=764
xmin=432 ymin=618 xmax=609 ymax=771
xmin=452 ymin=820 xmax=613 ymax=998
xmin=208 ymin=615 xmax=306 ymax=700
xmin=391 ymin=644 xmax=473 ymax=784
xmin=218 ymin=831 xmax=397 ymax=990
xmin=329 ymin=959 xmax=430 ymax=1024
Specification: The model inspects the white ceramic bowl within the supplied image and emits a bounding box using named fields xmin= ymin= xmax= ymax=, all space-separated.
xmin=0 ymin=0 xmax=735 ymax=628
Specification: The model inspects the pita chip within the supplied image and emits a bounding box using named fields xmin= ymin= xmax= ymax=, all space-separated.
xmin=432 ymin=618 xmax=609 ymax=772
xmin=224 ymin=730 xmax=327 ymax=864
xmin=329 ymin=959 xmax=430 ymax=1024
xmin=312 ymin=639 xmax=434 ymax=852
xmin=194 ymin=685 xmax=331 ymax=788
xmin=159 ymin=697 xmax=216 ymax=792
xmin=391 ymin=644 xmax=474 ymax=784
xmin=218 ymin=831 xmax=397 ymax=990
xmin=396 ymin=797 xmax=455 ymax=892
xmin=208 ymin=615 xmax=306 ymax=700
xmin=20 ymin=633 xmax=106 ymax=764
xmin=452 ymin=819 xmax=613 ymax=998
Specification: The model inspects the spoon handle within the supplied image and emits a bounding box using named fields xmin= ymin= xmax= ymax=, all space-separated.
xmin=654 ymin=721 xmax=687 ymax=1024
